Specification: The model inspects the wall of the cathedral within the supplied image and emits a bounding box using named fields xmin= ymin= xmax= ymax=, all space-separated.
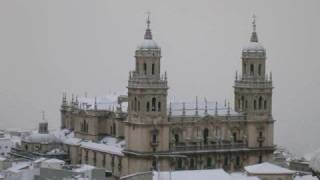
xmin=124 ymin=123 xmax=170 ymax=153
xmin=80 ymin=148 xmax=123 ymax=177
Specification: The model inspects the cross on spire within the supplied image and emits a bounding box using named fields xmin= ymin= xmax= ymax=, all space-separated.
xmin=250 ymin=14 xmax=258 ymax=42
xmin=252 ymin=14 xmax=256 ymax=32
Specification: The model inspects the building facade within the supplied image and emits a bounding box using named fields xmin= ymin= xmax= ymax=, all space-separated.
xmin=56 ymin=15 xmax=276 ymax=178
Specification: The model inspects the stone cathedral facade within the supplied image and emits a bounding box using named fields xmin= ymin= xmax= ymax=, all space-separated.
xmin=56 ymin=16 xmax=275 ymax=178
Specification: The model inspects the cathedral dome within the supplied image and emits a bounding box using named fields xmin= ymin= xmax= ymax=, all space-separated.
xmin=242 ymin=16 xmax=266 ymax=56
xmin=24 ymin=132 xmax=61 ymax=144
xmin=242 ymin=42 xmax=265 ymax=52
xmin=137 ymin=14 xmax=160 ymax=50
xmin=138 ymin=39 xmax=159 ymax=49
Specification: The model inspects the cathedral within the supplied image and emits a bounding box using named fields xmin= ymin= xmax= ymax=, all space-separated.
xmin=20 ymin=15 xmax=275 ymax=179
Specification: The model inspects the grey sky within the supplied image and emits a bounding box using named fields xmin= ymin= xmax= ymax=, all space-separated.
xmin=0 ymin=0 xmax=319 ymax=157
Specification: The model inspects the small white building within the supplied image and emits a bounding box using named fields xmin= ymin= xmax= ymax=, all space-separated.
xmin=245 ymin=162 xmax=296 ymax=180
xmin=0 ymin=131 xmax=13 ymax=157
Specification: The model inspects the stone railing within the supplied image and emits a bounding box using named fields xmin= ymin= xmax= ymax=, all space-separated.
xmin=172 ymin=142 xmax=248 ymax=152
xmin=234 ymin=79 xmax=272 ymax=89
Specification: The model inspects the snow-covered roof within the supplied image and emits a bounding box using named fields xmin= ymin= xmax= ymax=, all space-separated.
xmin=245 ymin=162 xmax=295 ymax=175
xmin=77 ymin=93 xmax=128 ymax=112
xmin=7 ymin=161 xmax=32 ymax=173
xmin=310 ymin=148 xmax=320 ymax=172
xmin=23 ymin=132 xmax=61 ymax=144
xmin=294 ymin=175 xmax=318 ymax=180
xmin=43 ymin=158 xmax=65 ymax=164
xmin=138 ymin=39 xmax=159 ymax=49
xmin=81 ymin=141 xmax=124 ymax=156
xmin=153 ymin=169 xmax=230 ymax=180
xmin=230 ymin=173 xmax=260 ymax=180
xmin=46 ymin=148 xmax=65 ymax=155
xmin=242 ymin=42 xmax=265 ymax=52
xmin=72 ymin=164 xmax=95 ymax=173
xmin=152 ymin=169 xmax=258 ymax=180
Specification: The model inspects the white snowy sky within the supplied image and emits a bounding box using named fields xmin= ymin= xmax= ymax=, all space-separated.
xmin=0 ymin=0 xmax=319 ymax=157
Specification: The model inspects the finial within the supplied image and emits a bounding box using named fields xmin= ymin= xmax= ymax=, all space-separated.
xmin=215 ymin=101 xmax=218 ymax=116
xmin=71 ymin=94 xmax=74 ymax=104
xmin=250 ymin=14 xmax=258 ymax=42
xmin=195 ymin=96 xmax=199 ymax=116
xmin=227 ymin=102 xmax=230 ymax=116
xmin=41 ymin=110 xmax=46 ymax=122
xmin=146 ymin=11 xmax=151 ymax=29
xmin=252 ymin=14 xmax=256 ymax=32
xmin=182 ymin=102 xmax=186 ymax=116
xmin=144 ymin=11 xmax=153 ymax=40
xmin=94 ymin=97 xmax=97 ymax=110
xmin=204 ymin=98 xmax=208 ymax=115
xmin=235 ymin=71 xmax=238 ymax=81
xmin=169 ymin=102 xmax=172 ymax=116
xmin=165 ymin=71 xmax=167 ymax=80
xmin=62 ymin=92 xmax=67 ymax=105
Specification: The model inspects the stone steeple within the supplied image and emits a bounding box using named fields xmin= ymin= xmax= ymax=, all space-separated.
xmin=234 ymin=15 xmax=273 ymax=116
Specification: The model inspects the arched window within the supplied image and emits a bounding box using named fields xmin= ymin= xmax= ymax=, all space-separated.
xmin=254 ymin=100 xmax=257 ymax=110
xmin=258 ymin=64 xmax=262 ymax=76
xmin=158 ymin=101 xmax=161 ymax=112
xmin=134 ymin=97 xmax=137 ymax=112
xmin=174 ymin=134 xmax=179 ymax=144
xmin=264 ymin=100 xmax=267 ymax=110
xmin=138 ymin=101 xmax=140 ymax=112
xmin=152 ymin=134 xmax=157 ymax=144
xmin=250 ymin=64 xmax=254 ymax=75
xmin=241 ymin=96 xmax=245 ymax=110
xmin=245 ymin=100 xmax=248 ymax=109
xmin=233 ymin=132 xmax=237 ymax=142
xmin=152 ymin=63 xmax=155 ymax=75
xmin=243 ymin=63 xmax=247 ymax=74
xmin=152 ymin=97 xmax=156 ymax=112
xmin=203 ymin=128 xmax=209 ymax=145
xmin=144 ymin=63 xmax=147 ymax=75
xmin=259 ymin=96 xmax=263 ymax=109
xmin=146 ymin=102 xmax=150 ymax=112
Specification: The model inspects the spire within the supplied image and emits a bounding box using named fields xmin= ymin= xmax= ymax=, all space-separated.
xmin=195 ymin=96 xmax=199 ymax=116
xmin=94 ymin=97 xmax=97 ymax=110
xmin=250 ymin=14 xmax=258 ymax=42
xmin=204 ymin=98 xmax=208 ymax=115
xmin=144 ymin=11 xmax=153 ymax=40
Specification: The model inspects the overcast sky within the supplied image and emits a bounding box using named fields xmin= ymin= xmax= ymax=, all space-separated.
xmin=0 ymin=0 xmax=319 ymax=157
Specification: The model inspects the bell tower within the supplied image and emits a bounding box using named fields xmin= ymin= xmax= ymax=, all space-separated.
xmin=124 ymin=15 xmax=170 ymax=174
xmin=234 ymin=15 xmax=273 ymax=117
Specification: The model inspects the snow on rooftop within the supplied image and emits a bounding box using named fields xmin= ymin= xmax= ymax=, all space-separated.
xmin=81 ymin=141 xmax=124 ymax=156
xmin=72 ymin=164 xmax=95 ymax=173
xmin=43 ymin=158 xmax=65 ymax=164
xmin=153 ymin=169 xmax=231 ymax=180
xmin=310 ymin=148 xmax=320 ymax=172
xmin=294 ymin=175 xmax=318 ymax=180
xmin=245 ymin=162 xmax=295 ymax=175
xmin=230 ymin=173 xmax=260 ymax=180
xmin=76 ymin=92 xmax=128 ymax=112
xmin=7 ymin=161 xmax=32 ymax=173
